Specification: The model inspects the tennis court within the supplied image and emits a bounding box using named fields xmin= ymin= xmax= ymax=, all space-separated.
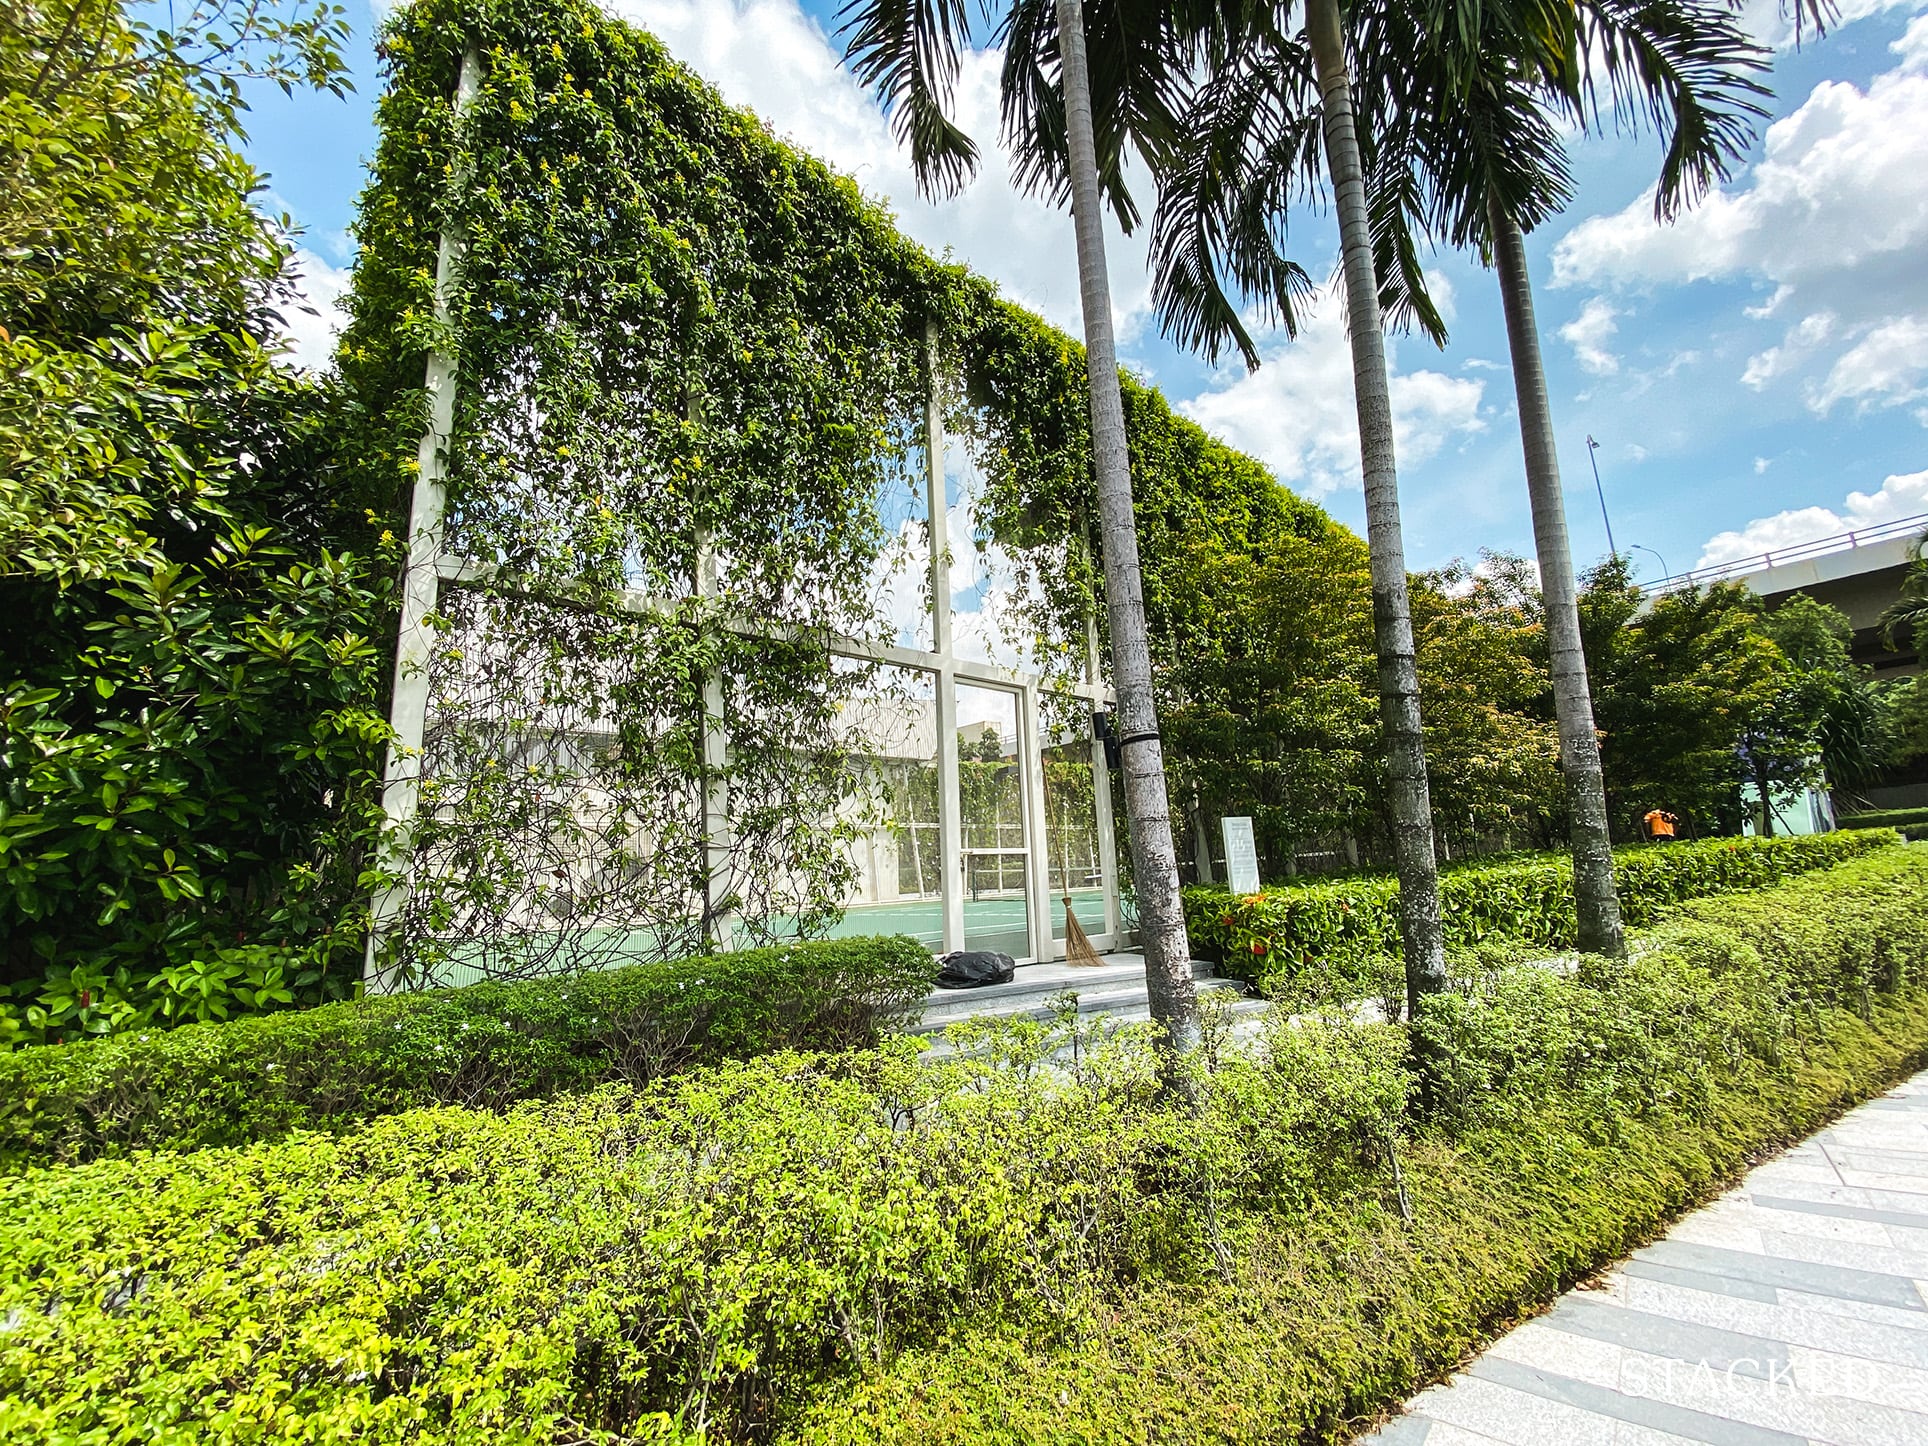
xmin=814 ymin=887 xmax=1116 ymax=955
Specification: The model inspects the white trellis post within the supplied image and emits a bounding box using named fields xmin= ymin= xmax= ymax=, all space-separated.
xmin=927 ymin=322 xmax=964 ymax=954
xmin=696 ymin=532 xmax=735 ymax=952
xmin=364 ymin=47 xmax=483 ymax=992
xmin=1019 ymin=681 xmax=1055 ymax=960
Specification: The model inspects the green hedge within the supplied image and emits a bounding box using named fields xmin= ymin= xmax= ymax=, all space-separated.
xmin=1837 ymin=806 xmax=1928 ymax=831
xmin=4 ymin=851 xmax=1928 ymax=1444
xmin=1185 ymin=828 xmax=1899 ymax=990
xmin=0 ymin=935 xmax=934 ymax=1171
xmin=791 ymin=847 xmax=1928 ymax=1444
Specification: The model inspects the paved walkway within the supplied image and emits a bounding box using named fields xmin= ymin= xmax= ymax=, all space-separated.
xmin=1363 ymin=1070 xmax=1928 ymax=1446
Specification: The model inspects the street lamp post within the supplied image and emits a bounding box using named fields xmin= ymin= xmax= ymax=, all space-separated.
xmin=1585 ymin=435 xmax=1618 ymax=559
xmin=1628 ymin=543 xmax=1670 ymax=583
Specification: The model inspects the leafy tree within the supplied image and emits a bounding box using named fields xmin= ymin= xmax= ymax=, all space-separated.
xmin=1880 ymin=525 xmax=1928 ymax=655
xmin=1577 ymin=559 xmax=1782 ymax=836
xmin=1410 ymin=558 xmax=1562 ymax=857
xmin=0 ymin=0 xmax=378 ymax=1045
xmin=1153 ymin=481 xmax=1381 ymax=871
xmin=1748 ymin=592 xmax=1888 ymax=821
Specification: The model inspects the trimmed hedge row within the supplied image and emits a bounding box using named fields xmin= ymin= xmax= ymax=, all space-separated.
xmin=1837 ymin=806 xmax=1928 ymax=831
xmin=1185 ymin=828 xmax=1899 ymax=990
xmin=791 ymin=847 xmax=1928 ymax=1444
xmin=0 ymin=935 xmax=935 ymax=1171
xmin=4 ymin=851 xmax=1928 ymax=1444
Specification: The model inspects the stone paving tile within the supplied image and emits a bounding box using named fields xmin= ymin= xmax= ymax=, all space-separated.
xmin=1752 ymin=1231 xmax=1928 ymax=1281
xmin=1772 ymin=1285 xmax=1928 ymax=1334
xmin=1358 ymin=1071 xmax=1928 ymax=1445
xmin=1609 ymin=1275 xmax=1928 ymax=1371
xmin=1487 ymin=1325 xmax=1928 ymax=1444
xmin=1750 ymin=1194 xmax=1928 ymax=1232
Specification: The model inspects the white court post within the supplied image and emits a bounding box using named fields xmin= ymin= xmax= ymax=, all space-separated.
xmin=1019 ymin=681 xmax=1055 ymax=960
xmin=695 ymin=528 xmax=734 ymax=952
xmin=927 ymin=323 xmax=965 ymax=955
xmin=364 ymin=47 xmax=483 ymax=991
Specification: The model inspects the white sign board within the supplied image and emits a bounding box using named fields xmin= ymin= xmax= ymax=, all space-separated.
xmin=1221 ymin=816 xmax=1261 ymax=896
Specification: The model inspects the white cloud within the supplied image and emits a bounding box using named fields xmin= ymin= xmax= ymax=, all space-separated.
xmin=1754 ymin=456 xmax=1771 ymax=474
xmin=274 ymin=248 xmax=352 ymax=373
xmin=1740 ymin=310 xmax=1836 ymax=390
xmin=1738 ymin=0 xmax=1923 ymax=49
xmin=1694 ymin=467 xmax=1928 ymax=566
xmin=1810 ymin=314 xmax=1928 ymax=413
xmin=1553 ymin=19 xmax=1928 ymax=415
xmin=610 ymin=0 xmax=1154 ymax=341
xmin=1178 ymin=301 xmax=1487 ymax=499
xmin=1559 ymin=298 xmax=1621 ymax=375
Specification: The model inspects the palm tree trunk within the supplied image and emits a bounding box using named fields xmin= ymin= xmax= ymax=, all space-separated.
xmin=1306 ymin=0 xmax=1446 ymax=1016
xmin=1054 ymin=0 xmax=1199 ymax=1057
xmin=1487 ymin=194 xmax=1626 ymax=958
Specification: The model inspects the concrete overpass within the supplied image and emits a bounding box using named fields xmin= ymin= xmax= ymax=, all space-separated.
xmin=1645 ymin=512 xmax=1925 ymax=677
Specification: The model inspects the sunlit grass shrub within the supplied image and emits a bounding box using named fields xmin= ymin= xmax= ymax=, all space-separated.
xmin=0 ymin=935 xmax=934 ymax=1171
xmin=4 ymin=850 xmax=1927 ymax=1444
xmin=1185 ymin=827 xmax=1899 ymax=993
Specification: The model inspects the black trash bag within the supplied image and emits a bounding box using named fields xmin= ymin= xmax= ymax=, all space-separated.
xmin=934 ymin=950 xmax=1017 ymax=989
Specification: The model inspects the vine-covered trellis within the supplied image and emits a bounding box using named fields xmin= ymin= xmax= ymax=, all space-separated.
xmin=338 ymin=0 xmax=1302 ymax=986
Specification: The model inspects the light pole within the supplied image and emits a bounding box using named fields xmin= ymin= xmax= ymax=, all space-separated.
xmin=1628 ymin=543 xmax=1670 ymax=583
xmin=1585 ymin=435 xmax=1618 ymax=559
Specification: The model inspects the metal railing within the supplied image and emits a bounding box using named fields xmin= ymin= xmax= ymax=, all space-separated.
xmin=1645 ymin=512 xmax=1928 ymax=595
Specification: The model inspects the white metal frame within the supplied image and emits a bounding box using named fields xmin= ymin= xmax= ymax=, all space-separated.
xmin=364 ymin=66 xmax=1123 ymax=986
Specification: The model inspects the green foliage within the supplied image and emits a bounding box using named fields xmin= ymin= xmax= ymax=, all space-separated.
xmin=1576 ymin=565 xmax=1901 ymax=836
xmin=9 ymin=853 xmax=1928 ymax=1443
xmin=0 ymin=0 xmax=386 ymax=1041
xmin=336 ymin=0 xmax=1365 ymax=977
xmin=1185 ymin=828 xmax=1900 ymax=994
xmin=1578 ymin=558 xmax=1785 ymax=836
xmin=1838 ymin=807 xmax=1928 ymax=831
xmin=0 ymin=935 xmax=935 ymax=1171
xmin=789 ymin=848 xmax=1928 ymax=1445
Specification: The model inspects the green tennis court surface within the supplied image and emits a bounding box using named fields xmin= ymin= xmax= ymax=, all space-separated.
xmin=815 ymin=888 xmax=1115 ymax=953
xmin=423 ymin=888 xmax=1126 ymax=987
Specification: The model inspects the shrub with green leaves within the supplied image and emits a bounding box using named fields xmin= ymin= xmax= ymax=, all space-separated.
xmin=791 ymin=846 xmax=1928 ymax=1445
xmin=6 ymin=851 xmax=1928 ymax=1444
xmin=0 ymin=0 xmax=386 ymax=1045
xmin=1185 ymin=828 xmax=1899 ymax=993
xmin=1837 ymin=806 xmax=1928 ymax=831
xmin=0 ymin=935 xmax=935 ymax=1171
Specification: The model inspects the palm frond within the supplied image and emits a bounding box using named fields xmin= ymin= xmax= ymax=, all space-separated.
xmin=838 ymin=0 xmax=983 ymax=197
xmin=1570 ymin=0 xmax=1770 ymax=219
xmin=1145 ymin=26 xmax=1324 ymax=369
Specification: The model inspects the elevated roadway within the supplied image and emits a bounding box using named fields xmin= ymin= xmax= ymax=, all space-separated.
xmin=1645 ymin=513 xmax=1925 ymax=677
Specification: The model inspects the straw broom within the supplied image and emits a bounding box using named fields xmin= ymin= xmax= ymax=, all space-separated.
xmin=1061 ymin=836 xmax=1103 ymax=967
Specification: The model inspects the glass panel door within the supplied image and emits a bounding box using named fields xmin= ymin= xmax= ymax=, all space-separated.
xmin=821 ymin=663 xmax=943 ymax=950
xmin=956 ymin=683 xmax=1030 ymax=957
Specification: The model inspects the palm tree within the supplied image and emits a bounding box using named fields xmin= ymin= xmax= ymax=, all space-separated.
xmin=838 ymin=0 xmax=1204 ymax=1053
xmin=1149 ymin=0 xmax=1454 ymax=1017
xmin=1881 ymin=527 xmax=1928 ymax=652
xmin=1147 ymin=0 xmax=1766 ymax=988
xmin=1355 ymin=0 xmax=1768 ymax=956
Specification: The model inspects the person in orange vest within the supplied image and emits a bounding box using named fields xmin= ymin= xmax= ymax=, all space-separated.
xmin=1642 ymin=808 xmax=1678 ymax=841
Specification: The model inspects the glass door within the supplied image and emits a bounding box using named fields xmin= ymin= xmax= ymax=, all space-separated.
xmin=955 ymin=682 xmax=1030 ymax=958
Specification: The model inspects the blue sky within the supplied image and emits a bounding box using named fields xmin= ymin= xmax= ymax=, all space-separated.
xmin=246 ymin=0 xmax=1928 ymax=581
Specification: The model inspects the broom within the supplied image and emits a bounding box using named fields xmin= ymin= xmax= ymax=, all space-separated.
xmin=1060 ymin=838 xmax=1103 ymax=967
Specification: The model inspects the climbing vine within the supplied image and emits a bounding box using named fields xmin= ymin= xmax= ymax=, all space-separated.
xmin=339 ymin=0 xmax=1357 ymax=982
